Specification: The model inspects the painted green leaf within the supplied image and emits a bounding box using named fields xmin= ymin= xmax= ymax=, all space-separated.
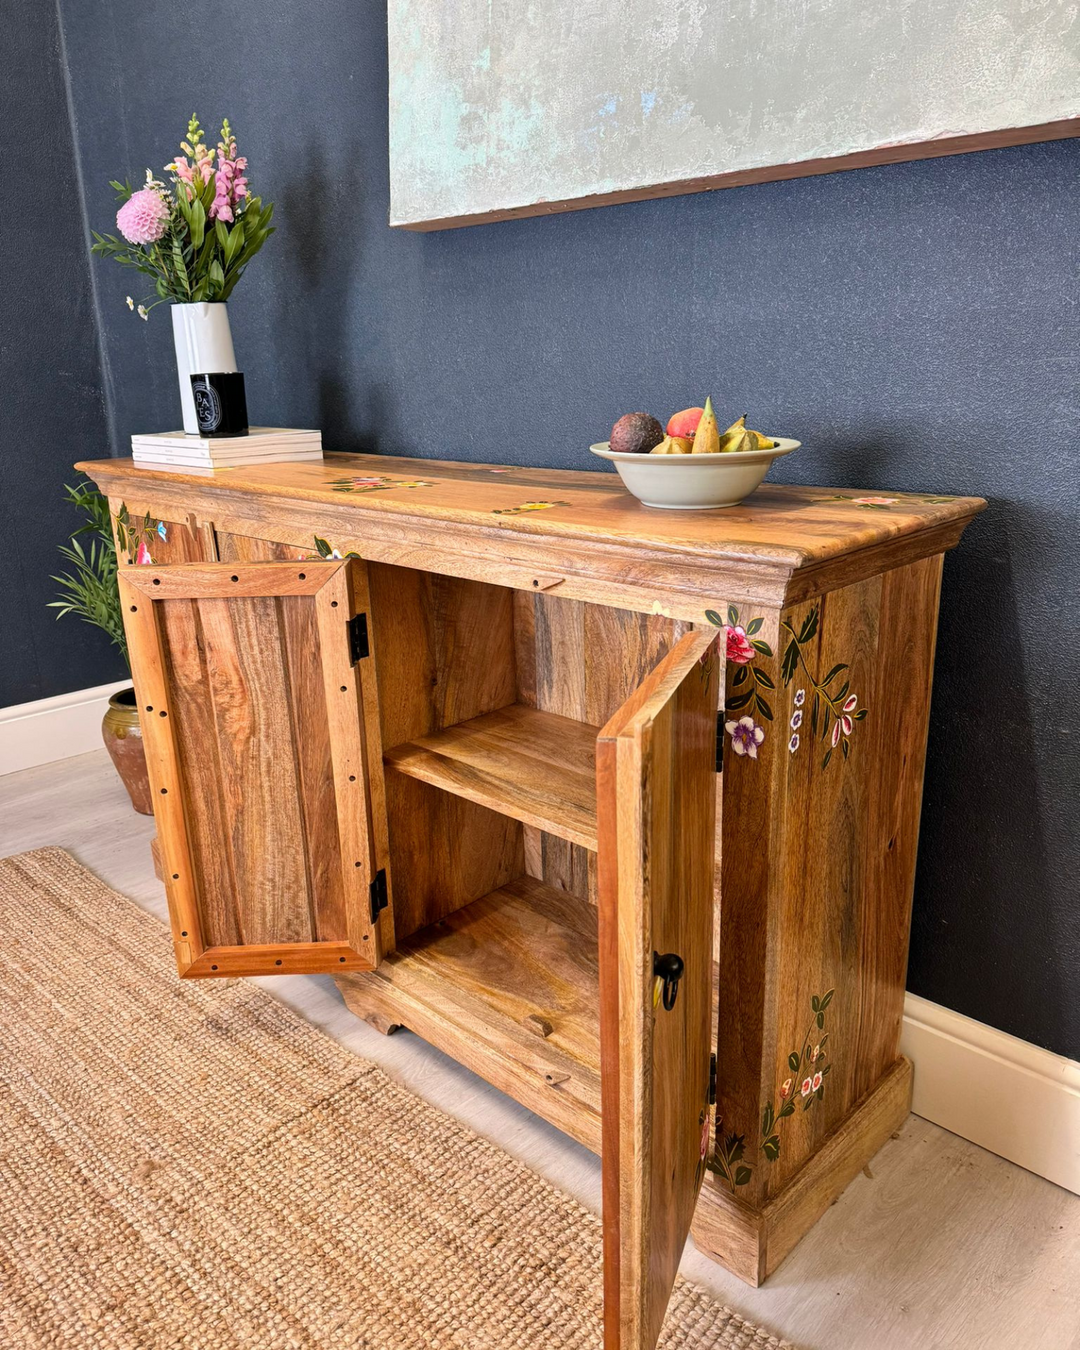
xmin=732 ymin=665 xmax=749 ymax=687
xmin=797 ymin=607 xmax=819 ymax=644
xmin=822 ymin=748 xmax=832 ymax=770
xmin=751 ymin=638 xmax=773 ymax=657
xmin=855 ymin=708 xmax=869 ymax=721
xmin=762 ymin=1105 xmax=773 ymax=1136
xmin=746 ymin=616 xmax=764 ymax=635
xmin=762 ymin=1135 xmax=781 ymax=1161
xmin=812 ymin=995 xmax=820 ymax=1012
xmin=803 ymin=1095 xmax=816 ymax=1111
xmin=778 ymin=1100 xmax=796 ymax=1119
xmin=816 ymin=1011 xmax=825 ymax=1029
xmin=821 ymin=663 xmax=848 ymax=684
xmin=314 ymin=536 xmax=332 ymax=558
xmin=816 ymin=1086 xmax=824 ymax=1100
xmin=704 ymin=609 xmax=724 ymax=628
xmin=725 ymin=692 xmax=752 ymax=711
xmin=727 ymin=604 xmax=739 ymax=627
xmin=835 ymin=680 xmax=850 ymax=702
xmin=788 ymin=1051 xmax=800 ymax=1073
xmin=752 ymin=667 xmax=775 ymax=689
xmin=819 ymin=989 xmax=834 ymax=1009
xmin=781 ymin=638 xmax=800 ymax=686
xmin=734 ymin=1166 xmax=753 ymax=1186
xmin=724 ymin=1133 xmax=746 ymax=1162
xmin=842 ymin=739 xmax=849 ymax=760
xmin=811 ymin=695 xmax=819 ymax=735
xmin=755 ymin=693 xmax=773 ymax=721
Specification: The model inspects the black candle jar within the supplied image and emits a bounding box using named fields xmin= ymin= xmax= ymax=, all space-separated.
xmin=189 ymin=371 xmax=249 ymax=437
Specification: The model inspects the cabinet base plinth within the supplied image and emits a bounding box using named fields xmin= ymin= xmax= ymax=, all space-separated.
xmin=692 ymin=1056 xmax=914 ymax=1286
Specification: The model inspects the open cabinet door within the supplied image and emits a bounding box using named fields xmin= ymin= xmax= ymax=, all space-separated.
xmin=597 ymin=627 xmax=722 ymax=1350
xmin=118 ymin=558 xmax=391 ymax=978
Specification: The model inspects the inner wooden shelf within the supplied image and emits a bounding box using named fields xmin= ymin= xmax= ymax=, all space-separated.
xmin=383 ymin=703 xmax=600 ymax=849
xmin=337 ymin=874 xmax=603 ymax=1152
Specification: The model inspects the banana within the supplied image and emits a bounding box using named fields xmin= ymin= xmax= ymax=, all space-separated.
xmin=717 ymin=414 xmax=753 ymax=454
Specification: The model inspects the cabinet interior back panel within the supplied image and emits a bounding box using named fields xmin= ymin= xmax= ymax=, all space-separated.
xmin=387 ymin=0 xmax=1079 ymax=229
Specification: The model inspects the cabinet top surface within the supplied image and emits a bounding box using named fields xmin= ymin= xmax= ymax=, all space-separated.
xmin=77 ymin=452 xmax=985 ymax=572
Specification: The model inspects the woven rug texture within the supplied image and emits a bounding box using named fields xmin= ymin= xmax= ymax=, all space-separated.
xmin=0 ymin=847 xmax=793 ymax=1349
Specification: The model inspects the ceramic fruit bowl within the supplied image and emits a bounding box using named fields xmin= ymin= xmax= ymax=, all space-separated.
xmin=589 ymin=438 xmax=800 ymax=509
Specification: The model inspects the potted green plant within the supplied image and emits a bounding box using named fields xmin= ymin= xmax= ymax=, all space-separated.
xmin=49 ymin=480 xmax=158 ymax=813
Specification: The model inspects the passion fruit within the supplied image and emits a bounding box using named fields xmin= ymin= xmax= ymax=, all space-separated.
xmin=610 ymin=412 xmax=664 ymax=455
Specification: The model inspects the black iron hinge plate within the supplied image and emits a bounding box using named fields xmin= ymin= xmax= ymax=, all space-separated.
xmin=715 ymin=713 xmax=725 ymax=773
xmin=709 ymin=1053 xmax=717 ymax=1106
xmin=348 ymin=613 xmax=369 ymax=664
xmin=368 ymin=867 xmax=388 ymax=925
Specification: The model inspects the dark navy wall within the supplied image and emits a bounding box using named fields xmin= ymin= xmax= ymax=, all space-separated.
xmin=33 ymin=0 xmax=1080 ymax=1057
xmin=0 ymin=1 xmax=117 ymax=706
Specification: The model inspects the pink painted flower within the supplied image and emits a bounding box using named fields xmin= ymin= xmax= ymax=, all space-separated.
xmin=811 ymin=1043 xmax=821 ymax=1062
xmin=725 ymin=625 xmax=755 ymax=664
xmin=852 ymin=496 xmax=898 ymax=506
xmin=831 ymin=719 xmax=842 ymax=747
xmin=135 ymin=540 xmax=153 ymax=565
xmin=726 ymin=716 xmax=765 ymax=759
xmin=780 ymin=1078 xmax=793 ymax=1100
xmin=800 ymin=1076 xmax=814 ymax=1098
xmin=700 ymin=1113 xmax=711 ymax=1160
xmin=812 ymin=1071 xmax=823 ymax=1091
xmin=841 ymin=714 xmax=853 ymax=735
xmin=843 ymin=694 xmax=858 ymax=712
xmin=116 ymin=188 xmax=170 ymax=245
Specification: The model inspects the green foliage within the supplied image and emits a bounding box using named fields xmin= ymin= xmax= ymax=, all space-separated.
xmin=48 ymin=480 xmax=127 ymax=668
xmin=91 ymin=116 xmax=275 ymax=317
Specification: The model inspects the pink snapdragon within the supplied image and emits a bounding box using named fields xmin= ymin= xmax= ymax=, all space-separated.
xmin=116 ymin=188 xmax=169 ymax=245
xmin=210 ymin=148 xmax=249 ymax=223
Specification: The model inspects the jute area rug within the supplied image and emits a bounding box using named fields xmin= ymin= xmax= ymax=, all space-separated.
xmin=0 ymin=848 xmax=793 ymax=1350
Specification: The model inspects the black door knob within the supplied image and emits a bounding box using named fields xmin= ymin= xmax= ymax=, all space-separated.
xmin=653 ymin=951 xmax=684 ymax=1011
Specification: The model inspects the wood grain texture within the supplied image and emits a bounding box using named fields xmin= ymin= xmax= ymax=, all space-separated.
xmin=391 ymin=120 xmax=1080 ymax=232
xmin=118 ymin=558 xmax=382 ymax=977
xmin=692 ymin=1057 xmax=913 ymax=1286
xmin=81 ymin=455 xmax=986 ymax=616
xmin=598 ymin=628 xmax=722 ymax=1350
xmin=338 ymin=875 xmax=603 ymax=1152
xmin=385 ymin=703 xmax=600 ymax=849
xmin=368 ymin=564 xmax=523 ymax=939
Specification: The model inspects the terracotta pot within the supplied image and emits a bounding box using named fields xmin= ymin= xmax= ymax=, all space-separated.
xmin=102 ymin=686 xmax=153 ymax=815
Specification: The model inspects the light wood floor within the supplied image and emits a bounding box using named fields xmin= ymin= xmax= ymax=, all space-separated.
xmin=3 ymin=749 xmax=1078 ymax=1350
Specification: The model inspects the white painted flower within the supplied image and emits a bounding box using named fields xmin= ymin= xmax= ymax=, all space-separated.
xmin=800 ymin=1076 xmax=814 ymax=1097
xmin=812 ymin=1071 xmax=823 ymax=1091
xmin=790 ymin=709 xmax=803 ymax=730
xmin=794 ymin=688 xmax=805 ymax=707
xmin=725 ymin=716 xmax=765 ymax=759
xmin=788 ymin=733 xmax=799 ymax=754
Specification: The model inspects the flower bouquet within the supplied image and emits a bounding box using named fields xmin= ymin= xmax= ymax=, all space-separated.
xmin=91 ymin=115 xmax=274 ymax=432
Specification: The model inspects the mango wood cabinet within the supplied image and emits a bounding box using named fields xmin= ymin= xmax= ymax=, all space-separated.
xmin=81 ymin=453 xmax=983 ymax=1350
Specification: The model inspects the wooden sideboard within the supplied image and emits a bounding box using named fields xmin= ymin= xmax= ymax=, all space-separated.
xmin=79 ymin=452 xmax=984 ymax=1350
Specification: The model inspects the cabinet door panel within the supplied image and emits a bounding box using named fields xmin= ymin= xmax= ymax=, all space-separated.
xmin=597 ymin=628 xmax=721 ymax=1350
xmin=119 ymin=558 xmax=391 ymax=977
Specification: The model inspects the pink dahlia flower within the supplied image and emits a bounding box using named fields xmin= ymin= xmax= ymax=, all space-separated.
xmin=116 ymin=188 xmax=169 ymax=245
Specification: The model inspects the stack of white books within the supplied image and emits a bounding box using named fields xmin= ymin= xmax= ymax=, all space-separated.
xmin=131 ymin=428 xmax=323 ymax=472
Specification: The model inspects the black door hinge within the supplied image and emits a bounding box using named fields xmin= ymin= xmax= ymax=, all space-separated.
xmin=715 ymin=712 xmax=725 ymax=773
xmin=368 ymin=867 xmax=388 ymax=924
xmin=348 ymin=613 xmax=369 ymax=664
xmin=709 ymin=1053 xmax=717 ymax=1106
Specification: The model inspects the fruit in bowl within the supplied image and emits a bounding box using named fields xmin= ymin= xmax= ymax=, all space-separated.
xmin=592 ymin=395 xmax=799 ymax=509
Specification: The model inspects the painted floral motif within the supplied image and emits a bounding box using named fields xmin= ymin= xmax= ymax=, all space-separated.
xmin=313 ymin=536 xmax=360 ymax=560
xmin=492 ymin=500 xmax=572 ymax=515
xmin=706 ymin=605 xmax=775 ymax=750
xmin=114 ymin=503 xmax=163 ymax=565
xmin=726 ymin=715 xmax=765 ymax=759
xmin=329 ymin=475 xmax=434 ymax=494
xmin=813 ymin=492 xmax=952 ymax=510
xmin=706 ymin=1130 xmax=752 ymax=1192
xmin=761 ymin=990 xmax=835 ymax=1162
xmin=781 ymin=607 xmax=868 ymax=771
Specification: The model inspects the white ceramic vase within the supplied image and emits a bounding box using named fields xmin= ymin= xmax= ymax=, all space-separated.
xmin=170 ymin=303 xmax=238 ymax=434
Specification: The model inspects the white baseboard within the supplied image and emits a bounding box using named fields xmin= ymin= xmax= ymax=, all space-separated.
xmin=0 ymin=679 xmax=131 ymax=775
xmin=902 ymin=992 xmax=1079 ymax=1195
